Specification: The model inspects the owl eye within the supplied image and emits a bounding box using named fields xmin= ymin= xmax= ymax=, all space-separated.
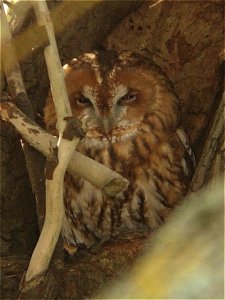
xmin=76 ymin=95 xmax=92 ymax=107
xmin=118 ymin=91 xmax=137 ymax=106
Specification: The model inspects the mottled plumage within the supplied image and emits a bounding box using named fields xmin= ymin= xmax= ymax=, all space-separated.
xmin=44 ymin=51 xmax=195 ymax=249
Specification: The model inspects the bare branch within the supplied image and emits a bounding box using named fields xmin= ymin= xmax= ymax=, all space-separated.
xmin=7 ymin=0 xmax=33 ymax=34
xmin=0 ymin=101 xmax=129 ymax=195
xmin=1 ymin=2 xmax=46 ymax=229
xmin=22 ymin=1 xmax=80 ymax=282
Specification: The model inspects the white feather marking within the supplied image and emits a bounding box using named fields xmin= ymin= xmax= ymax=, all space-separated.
xmin=96 ymin=73 xmax=103 ymax=84
xmin=83 ymin=85 xmax=95 ymax=104
xmin=181 ymin=158 xmax=190 ymax=176
xmin=176 ymin=128 xmax=196 ymax=168
xmin=112 ymin=84 xmax=128 ymax=105
xmin=134 ymin=178 xmax=165 ymax=228
xmin=81 ymin=126 xmax=139 ymax=149
xmin=63 ymin=64 xmax=69 ymax=70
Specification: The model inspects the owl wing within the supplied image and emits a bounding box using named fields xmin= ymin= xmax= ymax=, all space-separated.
xmin=176 ymin=128 xmax=196 ymax=178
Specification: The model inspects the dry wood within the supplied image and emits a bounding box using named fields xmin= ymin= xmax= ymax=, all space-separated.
xmin=104 ymin=0 xmax=224 ymax=155
xmin=1 ymin=1 xmax=130 ymax=283
xmin=1 ymin=0 xmax=223 ymax=298
xmin=3 ymin=178 xmax=223 ymax=299
xmin=1 ymin=233 xmax=145 ymax=299
xmin=1 ymin=2 xmax=46 ymax=228
xmin=24 ymin=1 xmax=80 ymax=282
xmin=6 ymin=0 xmax=33 ymax=34
xmin=0 ymin=101 xmax=129 ymax=195
xmin=190 ymin=92 xmax=224 ymax=191
xmin=1 ymin=2 xmax=26 ymax=96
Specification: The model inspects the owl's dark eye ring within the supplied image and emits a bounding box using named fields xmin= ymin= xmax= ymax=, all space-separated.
xmin=117 ymin=91 xmax=137 ymax=106
xmin=76 ymin=95 xmax=92 ymax=107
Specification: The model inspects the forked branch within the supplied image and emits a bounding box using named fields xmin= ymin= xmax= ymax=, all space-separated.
xmin=0 ymin=101 xmax=129 ymax=195
xmin=19 ymin=0 xmax=78 ymax=282
xmin=1 ymin=0 xmax=129 ymax=284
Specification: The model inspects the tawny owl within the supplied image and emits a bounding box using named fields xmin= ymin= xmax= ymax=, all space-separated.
xmin=44 ymin=51 xmax=195 ymax=251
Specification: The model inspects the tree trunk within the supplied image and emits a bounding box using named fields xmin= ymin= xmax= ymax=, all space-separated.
xmin=1 ymin=0 xmax=224 ymax=298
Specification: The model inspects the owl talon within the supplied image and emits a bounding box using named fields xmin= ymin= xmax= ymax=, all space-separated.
xmin=63 ymin=242 xmax=90 ymax=262
xmin=63 ymin=242 xmax=78 ymax=256
xmin=63 ymin=249 xmax=75 ymax=263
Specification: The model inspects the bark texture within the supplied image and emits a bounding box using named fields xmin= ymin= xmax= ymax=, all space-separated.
xmin=1 ymin=234 xmax=146 ymax=299
xmin=104 ymin=0 xmax=224 ymax=159
xmin=11 ymin=0 xmax=144 ymax=117
xmin=0 ymin=0 xmax=224 ymax=298
xmin=1 ymin=0 xmax=143 ymax=258
xmin=0 ymin=120 xmax=38 ymax=257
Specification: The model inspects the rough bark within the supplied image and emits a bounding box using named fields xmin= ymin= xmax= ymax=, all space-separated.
xmin=104 ymin=0 xmax=224 ymax=159
xmin=0 ymin=120 xmax=39 ymax=257
xmin=2 ymin=177 xmax=224 ymax=299
xmin=190 ymin=92 xmax=224 ymax=191
xmin=0 ymin=0 xmax=224 ymax=299
xmin=1 ymin=4 xmax=46 ymax=229
xmin=9 ymin=0 xmax=144 ymax=116
xmin=0 ymin=68 xmax=39 ymax=258
xmin=1 ymin=234 xmax=146 ymax=299
xmin=1 ymin=0 xmax=142 ymax=260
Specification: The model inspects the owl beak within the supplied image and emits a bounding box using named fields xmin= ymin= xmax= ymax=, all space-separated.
xmin=101 ymin=117 xmax=113 ymax=135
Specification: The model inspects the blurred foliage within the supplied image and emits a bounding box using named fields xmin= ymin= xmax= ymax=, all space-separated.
xmin=100 ymin=177 xmax=224 ymax=299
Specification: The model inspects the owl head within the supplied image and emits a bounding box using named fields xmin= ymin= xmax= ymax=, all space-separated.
xmin=45 ymin=51 xmax=180 ymax=143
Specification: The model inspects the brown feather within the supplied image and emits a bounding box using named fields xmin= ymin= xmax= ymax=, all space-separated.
xmin=44 ymin=51 xmax=195 ymax=249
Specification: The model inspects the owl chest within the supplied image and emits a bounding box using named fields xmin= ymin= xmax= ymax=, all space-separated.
xmin=63 ymin=133 xmax=186 ymax=246
xmin=78 ymin=132 xmax=186 ymax=200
